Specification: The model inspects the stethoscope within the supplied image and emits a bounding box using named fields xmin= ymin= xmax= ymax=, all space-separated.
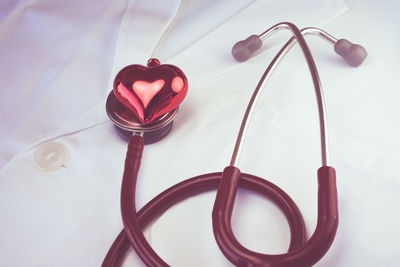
xmin=103 ymin=22 xmax=366 ymax=266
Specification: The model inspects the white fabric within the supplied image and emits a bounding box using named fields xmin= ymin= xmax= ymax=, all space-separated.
xmin=1 ymin=0 xmax=400 ymax=266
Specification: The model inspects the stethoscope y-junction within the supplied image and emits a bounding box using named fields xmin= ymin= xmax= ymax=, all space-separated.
xmin=103 ymin=22 xmax=366 ymax=266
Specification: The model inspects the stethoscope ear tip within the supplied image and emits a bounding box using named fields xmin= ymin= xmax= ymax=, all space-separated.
xmin=334 ymin=39 xmax=367 ymax=67
xmin=232 ymin=35 xmax=262 ymax=62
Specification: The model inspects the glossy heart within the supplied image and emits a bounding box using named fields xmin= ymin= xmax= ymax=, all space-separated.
xmin=113 ymin=58 xmax=188 ymax=123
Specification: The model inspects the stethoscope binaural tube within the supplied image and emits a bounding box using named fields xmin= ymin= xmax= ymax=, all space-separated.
xmin=213 ymin=22 xmax=350 ymax=266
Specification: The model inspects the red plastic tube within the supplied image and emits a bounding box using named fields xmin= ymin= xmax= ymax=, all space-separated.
xmin=212 ymin=166 xmax=338 ymax=267
xmin=119 ymin=135 xmax=168 ymax=266
xmin=102 ymin=136 xmax=338 ymax=267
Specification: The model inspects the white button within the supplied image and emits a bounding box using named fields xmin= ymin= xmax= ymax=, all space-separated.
xmin=34 ymin=142 xmax=70 ymax=171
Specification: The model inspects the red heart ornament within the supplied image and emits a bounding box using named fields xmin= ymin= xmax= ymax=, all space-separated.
xmin=113 ymin=58 xmax=188 ymax=123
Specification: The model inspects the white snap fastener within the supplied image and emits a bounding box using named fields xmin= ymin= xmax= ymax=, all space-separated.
xmin=34 ymin=142 xmax=70 ymax=171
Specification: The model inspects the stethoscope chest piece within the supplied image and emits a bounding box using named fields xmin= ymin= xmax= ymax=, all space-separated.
xmin=106 ymin=58 xmax=188 ymax=144
xmin=106 ymin=91 xmax=178 ymax=144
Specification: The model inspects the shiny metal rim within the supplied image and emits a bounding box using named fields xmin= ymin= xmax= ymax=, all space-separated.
xmin=106 ymin=91 xmax=178 ymax=133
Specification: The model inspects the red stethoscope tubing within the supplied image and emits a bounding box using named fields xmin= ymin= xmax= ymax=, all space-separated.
xmin=102 ymin=135 xmax=338 ymax=267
